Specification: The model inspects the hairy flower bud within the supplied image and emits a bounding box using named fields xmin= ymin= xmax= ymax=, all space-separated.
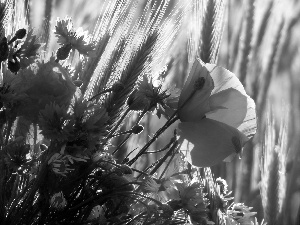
xmin=56 ymin=43 xmax=72 ymax=61
xmin=73 ymin=79 xmax=83 ymax=87
xmin=8 ymin=58 xmax=20 ymax=73
xmin=15 ymin=28 xmax=27 ymax=39
xmin=131 ymin=125 xmax=144 ymax=134
xmin=119 ymin=164 xmax=133 ymax=174
xmin=112 ymin=81 xmax=124 ymax=92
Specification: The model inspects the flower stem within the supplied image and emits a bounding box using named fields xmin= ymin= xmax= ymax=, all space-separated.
xmin=127 ymin=88 xmax=197 ymax=166
xmin=158 ymin=150 xmax=176 ymax=180
xmin=149 ymin=140 xmax=178 ymax=176
xmin=105 ymin=108 xmax=131 ymax=141
xmin=89 ymin=87 xmax=113 ymax=101
xmin=112 ymin=109 xmax=147 ymax=155
xmin=127 ymin=115 xmax=178 ymax=166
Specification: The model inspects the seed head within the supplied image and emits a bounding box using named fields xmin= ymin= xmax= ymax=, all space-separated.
xmin=194 ymin=77 xmax=206 ymax=90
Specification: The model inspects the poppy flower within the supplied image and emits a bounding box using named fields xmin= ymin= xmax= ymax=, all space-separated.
xmin=177 ymin=59 xmax=256 ymax=167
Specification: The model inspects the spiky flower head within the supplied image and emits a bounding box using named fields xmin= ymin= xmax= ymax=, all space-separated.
xmin=54 ymin=17 xmax=95 ymax=56
xmin=227 ymin=203 xmax=257 ymax=225
xmin=3 ymin=137 xmax=30 ymax=171
xmin=127 ymin=74 xmax=170 ymax=112
xmin=39 ymin=103 xmax=70 ymax=141
xmin=170 ymin=181 xmax=208 ymax=219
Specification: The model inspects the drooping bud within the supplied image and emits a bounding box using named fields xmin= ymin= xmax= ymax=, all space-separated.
xmin=73 ymin=79 xmax=83 ymax=87
xmin=15 ymin=28 xmax=27 ymax=39
xmin=112 ymin=81 xmax=124 ymax=93
xmin=56 ymin=43 xmax=72 ymax=61
xmin=119 ymin=164 xmax=133 ymax=174
xmin=8 ymin=57 xmax=20 ymax=73
xmin=7 ymin=28 xmax=27 ymax=45
xmin=131 ymin=125 xmax=144 ymax=134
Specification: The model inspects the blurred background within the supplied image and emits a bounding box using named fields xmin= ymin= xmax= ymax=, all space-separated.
xmin=15 ymin=0 xmax=300 ymax=223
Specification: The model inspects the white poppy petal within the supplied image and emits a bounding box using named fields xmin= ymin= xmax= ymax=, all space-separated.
xmin=205 ymin=64 xmax=257 ymax=138
xmin=206 ymin=88 xmax=247 ymax=128
xmin=237 ymin=96 xmax=257 ymax=138
xmin=178 ymin=118 xmax=248 ymax=167
xmin=178 ymin=59 xmax=214 ymax=122
xmin=205 ymin=64 xmax=246 ymax=95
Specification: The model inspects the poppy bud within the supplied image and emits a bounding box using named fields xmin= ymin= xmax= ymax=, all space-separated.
xmin=119 ymin=164 xmax=133 ymax=174
xmin=8 ymin=57 xmax=20 ymax=73
xmin=112 ymin=81 xmax=124 ymax=92
xmin=15 ymin=28 xmax=27 ymax=39
xmin=131 ymin=125 xmax=143 ymax=134
xmin=56 ymin=43 xmax=72 ymax=61
xmin=39 ymin=144 xmax=48 ymax=152
xmin=7 ymin=29 xmax=27 ymax=45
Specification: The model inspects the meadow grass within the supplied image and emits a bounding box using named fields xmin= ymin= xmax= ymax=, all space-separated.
xmin=0 ymin=0 xmax=299 ymax=224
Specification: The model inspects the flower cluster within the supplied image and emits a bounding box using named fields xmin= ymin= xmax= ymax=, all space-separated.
xmin=0 ymin=8 xmax=259 ymax=225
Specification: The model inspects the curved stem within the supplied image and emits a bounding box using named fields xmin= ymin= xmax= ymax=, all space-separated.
xmin=127 ymin=88 xmax=197 ymax=166
xmin=149 ymin=140 xmax=178 ymax=176
xmin=158 ymin=150 xmax=176 ymax=180
xmin=105 ymin=108 xmax=131 ymax=141
xmin=89 ymin=87 xmax=113 ymax=101
xmin=113 ymin=109 xmax=148 ymax=155
xmin=127 ymin=116 xmax=178 ymax=166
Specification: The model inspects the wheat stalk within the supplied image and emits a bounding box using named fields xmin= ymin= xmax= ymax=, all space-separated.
xmin=254 ymin=0 xmax=273 ymax=55
xmin=42 ymin=0 xmax=53 ymax=50
xmin=199 ymin=0 xmax=225 ymax=64
xmin=260 ymin=109 xmax=288 ymax=225
xmin=238 ymin=0 xmax=255 ymax=86
xmin=105 ymin=32 xmax=158 ymax=131
xmin=257 ymin=18 xmax=285 ymax=121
